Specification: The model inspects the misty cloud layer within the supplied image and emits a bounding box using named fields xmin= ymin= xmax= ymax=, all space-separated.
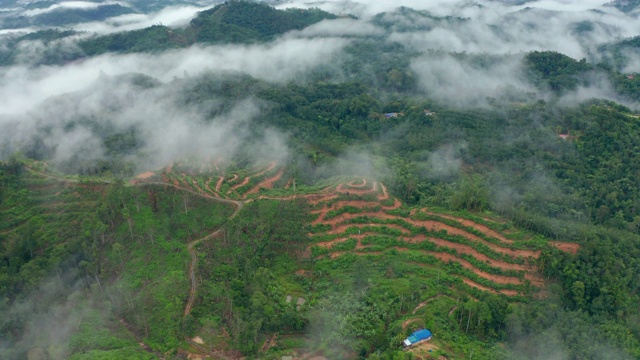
xmin=2 ymin=0 xmax=640 ymax=170
xmin=0 ymin=33 xmax=351 ymax=171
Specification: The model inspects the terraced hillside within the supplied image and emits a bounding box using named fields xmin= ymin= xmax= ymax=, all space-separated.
xmin=306 ymin=178 xmax=578 ymax=299
xmin=2 ymin=159 xmax=583 ymax=359
xmin=132 ymin=160 xmax=288 ymax=199
xmin=132 ymin=162 xmax=578 ymax=302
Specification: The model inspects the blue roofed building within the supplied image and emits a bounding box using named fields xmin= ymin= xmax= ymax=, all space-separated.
xmin=403 ymin=329 xmax=432 ymax=347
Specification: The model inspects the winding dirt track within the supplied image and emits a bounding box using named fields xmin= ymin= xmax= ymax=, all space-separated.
xmin=251 ymin=162 xmax=277 ymax=177
xmin=378 ymin=183 xmax=390 ymax=200
xmin=215 ymin=176 xmax=225 ymax=192
xmin=462 ymin=278 xmax=519 ymax=296
xmin=243 ymin=169 xmax=284 ymax=198
xmin=348 ymin=179 xmax=367 ymax=187
xmin=336 ymin=180 xmax=378 ymax=195
xmin=311 ymin=199 xmax=402 ymax=224
xmin=411 ymin=295 xmax=450 ymax=314
xmin=204 ymin=178 xmax=219 ymax=198
xmin=228 ymin=177 xmax=249 ymax=194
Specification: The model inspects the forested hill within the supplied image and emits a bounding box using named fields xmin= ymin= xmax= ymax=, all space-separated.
xmin=78 ymin=1 xmax=336 ymax=56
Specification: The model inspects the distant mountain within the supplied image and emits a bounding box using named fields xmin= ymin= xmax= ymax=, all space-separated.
xmin=0 ymin=0 xmax=215 ymax=30
xmin=371 ymin=6 xmax=467 ymax=32
xmin=0 ymin=2 xmax=137 ymax=29
xmin=605 ymin=0 xmax=640 ymax=13
xmin=79 ymin=1 xmax=337 ymax=55
xmin=190 ymin=1 xmax=337 ymax=42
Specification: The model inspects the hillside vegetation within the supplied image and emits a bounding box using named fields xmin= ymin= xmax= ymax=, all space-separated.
xmin=2 ymin=1 xmax=640 ymax=359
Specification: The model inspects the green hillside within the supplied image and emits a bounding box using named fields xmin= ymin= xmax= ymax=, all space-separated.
xmin=2 ymin=1 xmax=640 ymax=359
xmin=78 ymin=1 xmax=336 ymax=56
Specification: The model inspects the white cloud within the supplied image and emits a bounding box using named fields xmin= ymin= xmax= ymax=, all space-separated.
xmin=289 ymin=17 xmax=384 ymax=38
xmin=0 ymin=35 xmax=349 ymax=116
xmin=410 ymin=52 xmax=532 ymax=107
xmin=22 ymin=1 xmax=131 ymax=17
xmin=73 ymin=5 xmax=209 ymax=34
xmin=511 ymin=0 xmax=609 ymax=12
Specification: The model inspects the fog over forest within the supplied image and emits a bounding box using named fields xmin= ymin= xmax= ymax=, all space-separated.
xmin=1 ymin=0 xmax=639 ymax=170
xmin=1 ymin=1 xmax=640 ymax=359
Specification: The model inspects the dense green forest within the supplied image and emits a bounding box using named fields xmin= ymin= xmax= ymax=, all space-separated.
xmin=2 ymin=1 xmax=640 ymax=359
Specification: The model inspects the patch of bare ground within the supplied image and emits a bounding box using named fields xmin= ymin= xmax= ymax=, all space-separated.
xmin=550 ymin=241 xmax=580 ymax=254
xmin=130 ymin=171 xmax=156 ymax=185
xmin=419 ymin=209 xmax=514 ymax=244
xmin=324 ymin=250 xmax=382 ymax=259
xmin=305 ymin=193 xmax=339 ymax=205
xmin=417 ymin=236 xmax=534 ymax=273
xmin=462 ymin=278 xmax=520 ymax=296
xmin=347 ymin=178 xmax=367 ymax=187
xmin=411 ymin=295 xmax=450 ymax=314
xmin=403 ymin=318 xmax=422 ymax=330
xmin=204 ymin=179 xmax=220 ymax=198
xmin=311 ymin=208 xmax=328 ymax=225
xmin=215 ymin=176 xmax=225 ymax=192
xmin=336 ymin=181 xmax=378 ymax=195
xmin=418 ymin=250 xmax=523 ymax=285
xmin=325 ymin=247 xmax=522 ymax=287
xmin=407 ymin=339 xmax=440 ymax=358
xmin=260 ymin=333 xmax=277 ymax=352
xmin=319 ymin=223 xmax=411 ymax=236
xmin=250 ymin=161 xmax=276 ymax=177
xmin=313 ymin=237 xmax=353 ymax=248
xmin=227 ymin=177 xmax=249 ymax=194
xmin=243 ymin=169 xmax=284 ymax=197
xmin=378 ymin=183 xmax=389 ymax=200
xmin=341 ymin=232 xmax=544 ymax=286
xmin=191 ymin=179 xmax=204 ymax=193
xmin=314 ymin=198 xmax=401 ymax=213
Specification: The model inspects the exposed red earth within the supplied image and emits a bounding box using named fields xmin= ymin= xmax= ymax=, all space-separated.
xmin=204 ymin=178 xmax=219 ymax=198
xmin=244 ymin=169 xmax=284 ymax=197
xmin=129 ymin=171 xmax=155 ymax=185
xmin=315 ymin=211 xmax=541 ymax=258
xmin=402 ymin=318 xmax=422 ymax=330
xmin=125 ymin=167 xmax=580 ymax=329
xmin=227 ymin=177 xmax=249 ymax=193
xmin=347 ymin=178 xmax=367 ymax=187
xmin=324 ymin=247 xmax=522 ymax=294
xmin=335 ymin=180 xmax=378 ymax=195
xmin=26 ymin=164 xmax=589 ymax=358
xmin=411 ymin=295 xmax=450 ymax=314
xmin=462 ymin=278 xmax=519 ymax=296
xmin=215 ymin=176 xmax=224 ymax=192
xmin=303 ymin=179 xmax=582 ymax=298
xmin=378 ymin=183 xmax=390 ymax=200
xmin=252 ymin=161 xmax=277 ymax=177
xmin=321 ymin=223 xmax=412 ymax=236
xmin=419 ymin=209 xmax=514 ymax=244
xmin=417 ymin=250 xmax=523 ymax=285
xmin=550 ymin=241 xmax=580 ymax=254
